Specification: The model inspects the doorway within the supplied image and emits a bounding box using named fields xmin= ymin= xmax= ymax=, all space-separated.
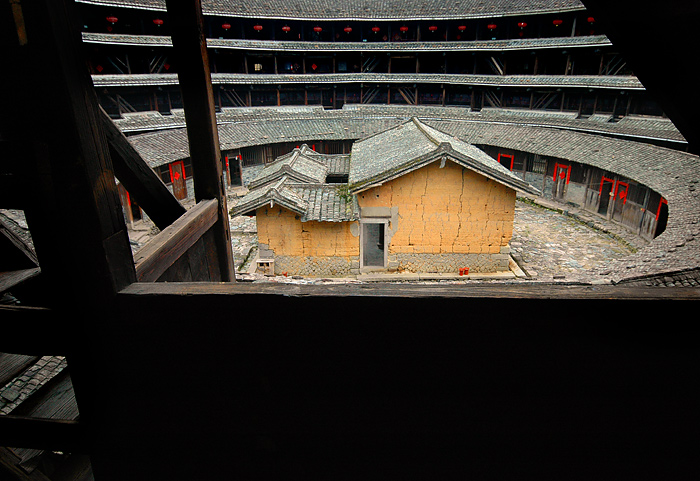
xmin=361 ymin=221 xmax=386 ymax=269
xmin=169 ymin=160 xmax=187 ymax=200
xmin=553 ymin=163 xmax=571 ymax=201
xmin=598 ymin=176 xmax=615 ymax=216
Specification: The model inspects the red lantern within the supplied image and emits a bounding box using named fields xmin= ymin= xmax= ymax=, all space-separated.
xmin=344 ymin=26 xmax=352 ymax=33
xmin=222 ymin=23 xmax=231 ymax=30
xmin=153 ymin=18 xmax=164 ymax=26
xmin=282 ymin=25 xmax=291 ymax=33
xmin=399 ymin=26 xmax=409 ymax=32
xmin=106 ymin=16 xmax=118 ymax=24
xmin=458 ymin=25 xmax=467 ymax=31
xmin=553 ymin=19 xmax=563 ymax=26
xmin=372 ymin=26 xmax=380 ymax=33
xmin=587 ymin=17 xmax=595 ymax=23
xmin=253 ymin=24 xmax=263 ymax=31
xmin=518 ymin=22 xmax=527 ymax=28
xmin=313 ymin=26 xmax=322 ymax=33
xmin=428 ymin=25 xmax=438 ymax=32
xmin=487 ymin=24 xmax=497 ymax=30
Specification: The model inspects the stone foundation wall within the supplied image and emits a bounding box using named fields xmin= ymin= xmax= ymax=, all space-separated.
xmin=393 ymin=248 xmax=511 ymax=274
xmin=272 ymin=255 xmax=360 ymax=277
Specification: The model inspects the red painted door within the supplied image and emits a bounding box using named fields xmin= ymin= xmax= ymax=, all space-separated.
xmin=169 ymin=161 xmax=187 ymax=200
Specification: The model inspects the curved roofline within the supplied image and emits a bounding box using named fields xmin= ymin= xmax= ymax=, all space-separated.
xmin=123 ymin=109 xmax=700 ymax=282
xmin=92 ymin=72 xmax=645 ymax=90
xmin=75 ymin=0 xmax=586 ymax=21
xmin=81 ymin=32 xmax=612 ymax=53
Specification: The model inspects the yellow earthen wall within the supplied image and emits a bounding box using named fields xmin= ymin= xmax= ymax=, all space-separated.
xmin=256 ymin=205 xmax=359 ymax=257
xmin=357 ymin=160 xmax=516 ymax=254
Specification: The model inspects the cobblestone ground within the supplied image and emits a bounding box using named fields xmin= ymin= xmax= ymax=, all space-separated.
xmin=228 ymin=199 xmax=640 ymax=281
xmin=510 ymin=200 xmax=637 ymax=280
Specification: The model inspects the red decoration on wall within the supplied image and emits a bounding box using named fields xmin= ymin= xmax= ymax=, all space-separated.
xmin=587 ymin=17 xmax=595 ymax=23
xmin=458 ymin=25 xmax=467 ymax=31
xmin=282 ymin=25 xmax=291 ymax=33
xmin=487 ymin=24 xmax=497 ymax=30
xmin=106 ymin=16 xmax=118 ymax=24
xmin=222 ymin=23 xmax=231 ymax=30
xmin=553 ymin=19 xmax=563 ymax=26
xmin=399 ymin=26 xmax=409 ymax=32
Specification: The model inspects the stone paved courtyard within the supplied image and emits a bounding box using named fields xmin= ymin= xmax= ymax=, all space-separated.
xmin=227 ymin=197 xmax=643 ymax=282
xmin=510 ymin=199 xmax=639 ymax=280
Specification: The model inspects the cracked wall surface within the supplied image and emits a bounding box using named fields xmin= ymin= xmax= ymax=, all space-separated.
xmin=357 ymin=160 xmax=516 ymax=256
xmin=256 ymin=205 xmax=360 ymax=258
xmin=255 ymin=160 xmax=516 ymax=275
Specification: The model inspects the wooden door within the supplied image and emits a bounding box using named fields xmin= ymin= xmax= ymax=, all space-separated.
xmin=598 ymin=177 xmax=615 ymax=217
xmin=611 ymin=181 xmax=629 ymax=222
xmin=169 ymin=160 xmax=187 ymax=200
xmin=553 ymin=163 xmax=570 ymax=201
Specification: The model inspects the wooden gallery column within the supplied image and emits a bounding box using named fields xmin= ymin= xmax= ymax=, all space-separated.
xmin=165 ymin=0 xmax=235 ymax=282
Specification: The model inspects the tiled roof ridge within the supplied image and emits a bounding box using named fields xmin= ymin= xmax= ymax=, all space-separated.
xmin=81 ymin=32 xmax=612 ymax=52
xmin=76 ymin=0 xmax=586 ymax=21
xmin=92 ymin=72 xmax=646 ymax=91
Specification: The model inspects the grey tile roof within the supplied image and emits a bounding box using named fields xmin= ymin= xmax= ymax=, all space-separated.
xmin=289 ymin=183 xmax=359 ymax=222
xmin=231 ymin=176 xmax=309 ymax=216
xmin=232 ymin=143 xmax=357 ymax=220
xmin=123 ymin=105 xmax=688 ymax=167
xmin=123 ymin=105 xmax=700 ymax=281
xmin=247 ymin=144 xmax=330 ymax=189
xmin=116 ymin=105 xmax=686 ymax=145
xmin=77 ymin=0 xmax=586 ymax=20
xmin=92 ymin=72 xmax=646 ymax=90
xmin=81 ymin=32 xmax=612 ymax=52
xmin=231 ymin=177 xmax=359 ymax=222
xmin=348 ymin=117 xmax=540 ymax=195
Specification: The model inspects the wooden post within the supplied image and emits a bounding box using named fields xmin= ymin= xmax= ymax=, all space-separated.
xmin=164 ymin=0 xmax=235 ymax=282
xmin=2 ymin=2 xmax=138 ymax=475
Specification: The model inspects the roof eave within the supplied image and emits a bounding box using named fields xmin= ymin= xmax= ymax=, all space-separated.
xmin=349 ymin=143 xmax=540 ymax=196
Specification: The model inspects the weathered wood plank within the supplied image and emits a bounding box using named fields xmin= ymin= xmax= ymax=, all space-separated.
xmin=0 ymin=447 xmax=52 ymax=481
xmin=0 ymin=305 xmax=66 ymax=356
xmin=0 ymin=216 xmax=38 ymax=269
xmin=133 ymin=199 xmax=218 ymax=282
xmin=5 ymin=0 xmax=136 ymax=306
xmin=165 ymin=0 xmax=235 ymax=282
xmin=0 ymin=353 xmax=39 ymax=387
xmin=100 ymin=107 xmax=187 ymax=230
xmin=0 ymin=268 xmax=41 ymax=296
xmin=118 ymin=280 xmax=700 ymax=301
xmin=0 ymin=416 xmax=84 ymax=453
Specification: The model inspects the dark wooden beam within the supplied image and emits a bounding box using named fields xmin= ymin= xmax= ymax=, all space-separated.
xmin=164 ymin=0 xmax=235 ymax=282
xmin=2 ymin=1 xmax=137 ymax=470
xmin=0 ymin=305 xmax=68 ymax=356
xmin=0 ymin=447 xmax=52 ymax=481
xmin=100 ymin=107 xmax=187 ymax=230
xmin=69 ymin=280 xmax=698 ymax=479
xmin=133 ymin=198 xmax=218 ymax=282
xmin=0 ymin=416 xmax=85 ymax=453
xmin=3 ymin=0 xmax=137 ymax=306
xmin=119 ymin=280 xmax=700 ymax=301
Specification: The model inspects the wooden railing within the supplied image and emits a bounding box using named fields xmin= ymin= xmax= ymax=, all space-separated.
xmin=133 ymin=198 xmax=220 ymax=282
